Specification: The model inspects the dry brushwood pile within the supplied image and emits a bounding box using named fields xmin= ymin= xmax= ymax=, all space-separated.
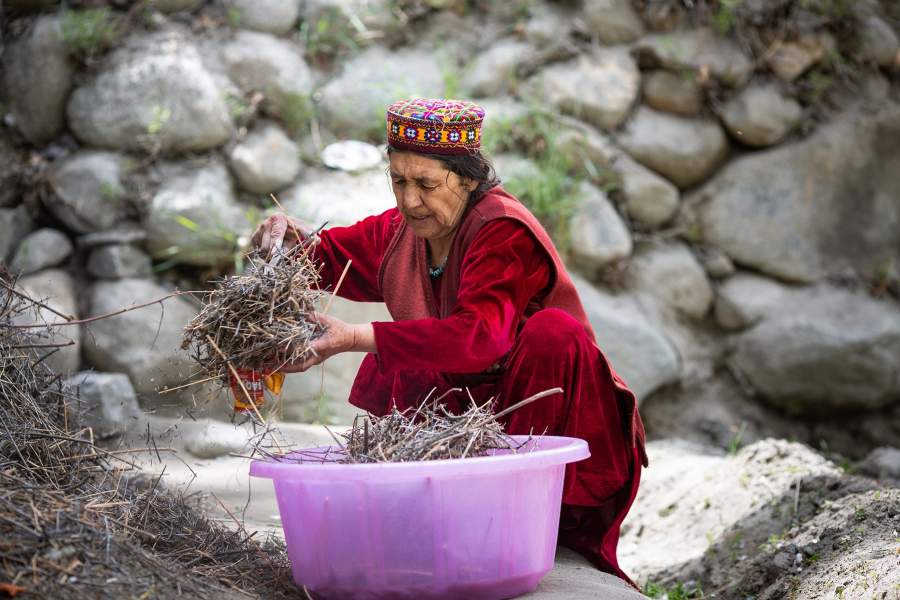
xmin=294 ymin=388 xmax=561 ymax=464
xmin=182 ymin=240 xmax=325 ymax=383
xmin=0 ymin=267 xmax=299 ymax=600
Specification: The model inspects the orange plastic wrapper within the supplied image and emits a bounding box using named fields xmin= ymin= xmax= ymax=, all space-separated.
xmin=229 ymin=368 xmax=285 ymax=413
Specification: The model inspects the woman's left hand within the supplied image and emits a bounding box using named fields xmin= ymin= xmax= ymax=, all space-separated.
xmin=281 ymin=312 xmax=373 ymax=373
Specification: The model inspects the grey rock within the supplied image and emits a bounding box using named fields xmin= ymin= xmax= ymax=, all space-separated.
xmin=860 ymin=16 xmax=899 ymax=68
xmin=301 ymin=0 xmax=402 ymax=47
xmin=87 ymin=244 xmax=153 ymax=279
xmin=67 ymin=31 xmax=233 ymax=153
xmin=714 ymin=273 xmax=787 ymax=331
xmin=529 ymin=47 xmax=639 ymax=131
xmin=149 ymin=0 xmax=204 ymax=12
xmin=66 ymin=372 xmax=140 ymax=439
xmin=568 ymin=181 xmax=632 ymax=272
xmin=463 ymin=38 xmax=537 ymax=97
xmin=629 ymin=242 xmax=713 ymax=320
xmin=522 ymin=548 xmax=651 ymax=599
xmin=573 ymin=275 xmax=681 ymax=401
xmin=317 ymin=47 xmax=444 ymax=140
xmin=221 ymin=30 xmax=313 ymax=119
xmin=699 ymin=248 xmax=735 ymax=279
xmin=77 ymin=225 xmax=148 ymax=249
xmin=492 ymin=154 xmax=542 ymax=183
xmin=720 ymin=84 xmax=802 ymax=147
xmin=697 ymin=104 xmax=900 ymax=283
xmin=11 ymin=228 xmax=73 ymax=275
xmin=615 ymin=153 xmax=680 ymax=228
xmin=46 ymin=150 xmax=131 ymax=234
xmin=582 ymin=0 xmax=645 ymax=44
xmin=185 ymin=421 xmax=251 ymax=458
xmin=82 ymin=278 xmax=198 ymax=401
xmin=0 ymin=205 xmax=34 ymax=263
xmin=281 ymin=168 xmax=395 ymax=227
xmin=229 ymin=122 xmax=300 ymax=194
xmin=555 ymin=119 xmax=619 ymax=171
xmin=224 ymin=0 xmax=299 ymax=35
xmin=523 ymin=3 xmax=574 ymax=49
xmin=731 ymin=285 xmax=900 ymax=413
xmin=144 ymin=161 xmax=249 ymax=266
xmin=643 ymin=70 xmax=703 ymax=117
xmin=321 ymin=140 xmax=383 ymax=172
xmin=857 ymin=447 xmax=900 ymax=481
xmin=618 ymin=106 xmax=729 ymax=188
xmin=13 ymin=269 xmax=80 ymax=375
xmin=0 ymin=137 xmax=23 ymax=208
xmin=3 ymin=16 xmax=74 ymax=145
xmin=766 ymin=33 xmax=834 ymax=82
xmin=633 ymin=28 xmax=752 ymax=86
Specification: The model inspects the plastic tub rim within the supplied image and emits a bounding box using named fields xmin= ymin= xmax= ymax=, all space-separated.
xmin=250 ymin=434 xmax=589 ymax=481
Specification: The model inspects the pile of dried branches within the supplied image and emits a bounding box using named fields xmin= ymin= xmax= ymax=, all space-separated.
xmin=182 ymin=239 xmax=325 ymax=384
xmin=0 ymin=266 xmax=298 ymax=599
xmin=335 ymin=388 xmax=561 ymax=464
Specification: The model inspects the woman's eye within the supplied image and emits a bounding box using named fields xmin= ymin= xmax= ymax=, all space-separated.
xmin=422 ymin=184 xmax=438 ymax=191
xmin=392 ymin=180 xmax=405 ymax=186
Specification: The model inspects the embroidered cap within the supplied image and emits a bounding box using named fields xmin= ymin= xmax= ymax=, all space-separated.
xmin=386 ymin=98 xmax=485 ymax=155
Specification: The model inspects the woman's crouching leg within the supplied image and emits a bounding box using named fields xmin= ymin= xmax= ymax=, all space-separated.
xmin=496 ymin=308 xmax=641 ymax=586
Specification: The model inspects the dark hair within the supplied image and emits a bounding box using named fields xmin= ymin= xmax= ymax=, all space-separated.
xmin=387 ymin=146 xmax=501 ymax=204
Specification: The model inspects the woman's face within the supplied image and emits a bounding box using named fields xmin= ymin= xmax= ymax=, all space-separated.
xmin=388 ymin=151 xmax=476 ymax=241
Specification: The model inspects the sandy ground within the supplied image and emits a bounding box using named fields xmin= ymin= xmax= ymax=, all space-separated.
xmin=126 ymin=415 xmax=648 ymax=600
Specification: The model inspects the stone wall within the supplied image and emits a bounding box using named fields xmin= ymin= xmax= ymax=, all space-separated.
xmin=1 ymin=0 xmax=898 ymax=457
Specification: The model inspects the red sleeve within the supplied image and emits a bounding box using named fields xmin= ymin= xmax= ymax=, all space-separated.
xmin=313 ymin=209 xmax=400 ymax=302
xmin=371 ymin=219 xmax=552 ymax=373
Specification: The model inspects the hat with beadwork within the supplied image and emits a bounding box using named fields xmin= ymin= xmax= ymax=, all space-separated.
xmin=386 ymin=98 xmax=485 ymax=155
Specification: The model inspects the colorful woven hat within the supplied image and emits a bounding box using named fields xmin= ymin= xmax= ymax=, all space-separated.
xmin=386 ymin=98 xmax=485 ymax=155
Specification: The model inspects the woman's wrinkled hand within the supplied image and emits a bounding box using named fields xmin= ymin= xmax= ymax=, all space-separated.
xmin=281 ymin=312 xmax=368 ymax=373
xmin=250 ymin=214 xmax=319 ymax=260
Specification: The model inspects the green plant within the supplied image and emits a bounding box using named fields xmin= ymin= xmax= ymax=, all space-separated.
xmin=728 ymin=421 xmax=747 ymax=456
xmin=278 ymin=92 xmax=315 ymax=137
xmin=99 ymin=181 xmax=124 ymax=203
xmin=60 ymin=8 xmax=119 ymax=58
xmin=300 ymin=6 xmax=361 ymax=63
xmin=147 ymin=105 xmax=171 ymax=136
xmin=643 ymin=581 xmax=705 ymax=599
xmin=226 ymin=6 xmax=242 ymax=29
xmin=712 ymin=0 xmax=740 ymax=35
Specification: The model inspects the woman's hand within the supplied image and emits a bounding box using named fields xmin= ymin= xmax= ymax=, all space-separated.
xmin=250 ymin=214 xmax=318 ymax=259
xmin=281 ymin=312 xmax=376 ymax=373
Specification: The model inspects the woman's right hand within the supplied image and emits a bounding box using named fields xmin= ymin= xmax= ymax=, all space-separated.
xmin=250 ymin=214 xmax=318 ymax=259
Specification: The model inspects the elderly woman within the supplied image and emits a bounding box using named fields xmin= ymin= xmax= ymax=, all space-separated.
xmin=252 ymin=98 xmax=648 ymax=587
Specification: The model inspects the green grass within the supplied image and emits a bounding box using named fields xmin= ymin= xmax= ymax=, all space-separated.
xmin=644 ymin=581 xmax=705 ymax=599
xmin=299 ymin=6 xmax=362 ymax=63
xmin=278 ymin=92 xmax=315 ymax=137
xmin=60 ymin=8 xmax=119 ymax=58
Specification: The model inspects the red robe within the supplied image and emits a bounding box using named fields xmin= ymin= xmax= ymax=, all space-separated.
xmin=312 ymin=188 xmax=646 ymax=586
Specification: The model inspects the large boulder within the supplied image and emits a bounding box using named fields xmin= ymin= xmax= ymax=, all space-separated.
xmin=46 ymin=150 xmax=131 ymax=234
xmin=65 ymin=371 xmax=140 ymax=439
xmin=82 ymin=278 xmax=198 ymax=402
xmin=143 ymin=161 xmax=249 ymax=267
xmin=462 ymin=38 xmax=538 ymax=98
xmin=2 ymin=16 xmax=73 ymax=145
xmin=529 ymin=48 xmax=639 ymax=131
xmin=316 ymin=47 xmax=444 ymax=140
xmin=617 ymin=107 xmax=729 ymax=188
xmin=642 ymin=70 xmax=703 ymax=117
xmin=10 ymin=228 xmax=73 ymax=275
xmin=633 ymin=28 xmax=753 ymax=86
xmin=573 ymin=276 xmax=681 ymax=401
xmin=629 ymin=242 xmax=713 ymax=320
xmin=13 ymin=269 xmax=81 ymax=376
xmin=280 ymin=168 xmax=396 ymax=228
xmin=221 ymin=30 xmax=314 ymax=119
xmin=228 ymin=122 xmax=301 ymax=194
xmin=0 ymin=206 xmax=34 ymax=263
xmin=719 ymin=84 xmax=802 ymax=147
xmin=224 ymin=0 xmax=300 ymax=35
xmin=581 ymin=0 xmax=644 ymax=44
xmin=730 ymin=285 xmax=900 ymax=414
xmin=859 ymin=15 xmax=899 ymax=68
xmin=67 ymin=31 xmax=233 ymax=153
xmin=714 ymin=272 xmax=788 ymax=331
xmin=696 ymin=104 xmax=900 ymax=283
xmin=614 ymin=154 xmax=679 ymax=228
xmin=568 ymin=181 xmax=632 ymax=274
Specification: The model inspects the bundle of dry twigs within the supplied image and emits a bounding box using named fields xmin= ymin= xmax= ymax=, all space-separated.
xmin=182 ymin=237 xmax=325 ymax=382
xmin=335 ymin=388 xmax=561 ymax=464
xmin=0 ymin=266 xmax=298 ymax=599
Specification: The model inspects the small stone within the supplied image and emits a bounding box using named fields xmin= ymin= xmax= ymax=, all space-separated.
xmin=643 ymin=70 xmax=703 ymax=117
xmin=229 ymin=122 xmax=300 ymax=194
xmin=720 ymin=84 xmax=802 ymax=147
xmin=463 ymin=38 xmax=537 ymax=97
xmin=856 ymin=447 xmax=900 ymax=481
xmin=629 ymin=242 xmax=714 ymax=320
xmin=860 ymin=16 xmax=899 ymax=68
xmin=185 ymin=422 xmax=251 ymax=459
xmin=87 ymin=244 xmax=153 ymax=279
xmin=10 ymin=228 xmax=73 ymax=275
xmin=568 ymin=181 xmax=633 ymax=273
xmin=700 ymin=248 xmax=735 ymax=279
xmin=0 ymin=205 xmax=34 ymax=263
xmin=46 ymin=150 xmax=131 ymax=234
xmin=77 ymin=225 xmax=148 ymax=249
xmin=321 ymin=140 xmax=383 ymax=172
xmin=767 ymin=33 xmax=835 ymax=82
xmin=13 ymin=269 xmax=80 ymax=375
xmin=634 ymin=28 xmax=752 ymax=86
xmin=65 ymin=372 xmax=140 ymax=439
xmin=615 ymin=153 xmax=680 ymax=228
xmin=714 ymin=273 xmax=786 ymax=331
xmin=223 ymin=0 xmax=300 ymax=35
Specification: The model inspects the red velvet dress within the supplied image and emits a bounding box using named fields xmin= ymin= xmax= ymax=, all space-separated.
xmin=313 ymin=207 xmax=643 ymax=587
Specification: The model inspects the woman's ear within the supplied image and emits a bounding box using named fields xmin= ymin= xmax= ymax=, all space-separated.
xmin=463 ymin=177 xmax=478 ymax=193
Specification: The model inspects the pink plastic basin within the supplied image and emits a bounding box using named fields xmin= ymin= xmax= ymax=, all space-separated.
xmin=250 ymin=435 xmax=589 ymax=600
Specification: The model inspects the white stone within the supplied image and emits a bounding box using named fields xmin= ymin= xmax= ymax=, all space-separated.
xmin=642 ymin=70 xmax=703 ymax=117
xmin=10 ymin=228 xmax=73 ymax=275
xmin=281 ymin=168 xmax=395 ymax=228
xmin=65 ymin=372 xmax=140 ymax=439
xmin=714 ymin=272 xmax=787 ymax=331
xmin=229 ymin=122 xmax=300 ymax=194
xmin=629 ymin=242 xmax=713 ymax=320
xmin=615 ymin=154 xmax=679 ymax=228
xmin=720 ymin=84 xmax=802 ymax=147
xmin=581 ymin=0 xmax=645 ymax=44
xmin=13 ymin=269 xmax=80 ymax=375
xmin=568 ymin=181 xmax=633 ymax=273
xmin=321 ymin=140 xmax=383 ymax=172
xmin=47 ymin=150 xmax=131 ymax=234
xmin=224 ymin=0 xmax=300 ymax=35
